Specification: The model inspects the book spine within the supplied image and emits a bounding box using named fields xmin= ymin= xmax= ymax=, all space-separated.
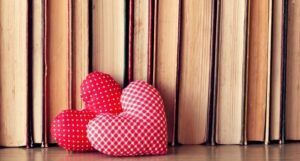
xmin=27 ymin=0 xmax=34 ymax=148
xmin=208 ymin=0 xmax=220 ymax=146
xmin=147 ymin=0 xmax=154 ymax=84
xmin=127 ymin=0 xmax=134 ymax=83
xmin=42 ymin=0 xmax=48 ymax=148
xmin=265 ymin=0 xmax=273 ymax=145
xmin=243 ymin=0 xmax=250 ymax=145
xmin=68 ymin=0 xmax=73 ymax=110
xmin=280 ymin=0 xmax=288 ymax=144
xmin=174 ymin=0 xmax=183 ymax=146
xmin=152 ymin=0 xmax=158 ymax=85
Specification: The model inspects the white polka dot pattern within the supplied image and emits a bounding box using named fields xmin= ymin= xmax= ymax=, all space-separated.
xmin=80 ymin=71 xmax=123 ymax=114
xmin=51 ymin=109 xmax=96 ymax=151
xmin=87 ymin=81 xmax=168 ymax=156
xmin=51 ymin=72 xmax=123 ymax=152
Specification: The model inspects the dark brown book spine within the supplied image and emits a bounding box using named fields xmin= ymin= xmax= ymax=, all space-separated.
xmin=147 ymin=0 xmax=154 ymax=84
xmin=208 ymin=0 xmax=220 ymax=146
xmin=27 ymin=0 xmax=34 ymax=148
xmin=174 ymin=0 xmax=183 ymax=146
xmin=280 ymin=0 xmax=288 ymax=144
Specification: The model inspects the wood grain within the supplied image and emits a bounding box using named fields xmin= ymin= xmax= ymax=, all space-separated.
xmin=2 ymin=145 xmax=300 ymax=161
xmin=178 ymin=0 xmax=213 ymax=144
xmin=0 ymin=0 xmax=28 ymax=147
xmin=286 ymin=0 xmax=300 ymax=140
xmin=216 ymin=0 xmax=247 ymax=144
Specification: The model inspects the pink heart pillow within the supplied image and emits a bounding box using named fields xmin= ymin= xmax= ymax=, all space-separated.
xmin=51 ymin=72 xmax=122 ymax=151
xmin=87 ymin=81 xmax=168 ymax=156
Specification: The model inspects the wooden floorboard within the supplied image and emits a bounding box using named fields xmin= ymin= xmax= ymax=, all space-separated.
xmin=1 ymin=144 xmax=300 ymax=161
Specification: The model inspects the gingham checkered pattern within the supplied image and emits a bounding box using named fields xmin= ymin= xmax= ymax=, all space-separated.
xmin=51 ymin=109 xmax=96 ymax=151
xmin=80 ymin=71 xmax=123 ymax=114
xmin=87 ymin=81 xmax=168 ymax=156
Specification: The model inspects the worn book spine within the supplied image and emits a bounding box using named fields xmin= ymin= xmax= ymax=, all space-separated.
xmin=127 ymin=0 xmax=134 ymax=84
xmin=280 ymin=0 xmax=288 ymax=144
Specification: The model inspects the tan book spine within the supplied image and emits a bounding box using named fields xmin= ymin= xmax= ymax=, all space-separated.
xmin=44 ymin=0 xmax=70 ymax=144
xmin=72 ymin=0 xmax=89 ymax=109
xmin=216 ymin=0 xmax=247 ymax=144
xmin=178 ymin=0 xmax=214 ymax=144
xmin=270 ymin=0 xmax=284 ymax=142
xmin=154 ymin=0 xmax=181 ymax=145
xmin=265 ymin=0 xmax=272 ymax=145
xmin=132 ymin=0 xmax=149 ymax=81
xmin=92 ymin=0 xmax=125 ymax=86
xmin=0 ymin=0 xmax=28 ymax=147
xmin=32 ymin=0 xmax=44 ymax=146
xmin=286 ymin=0 xmax=300 ymax=140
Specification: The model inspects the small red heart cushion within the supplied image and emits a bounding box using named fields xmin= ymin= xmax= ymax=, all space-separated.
xmin=51 ymin=109 xmax=96 ymax=151
xmin=80 ymin=71 xmax=122 ymax=114
xmin=51 ymin=72 xmax=122 ymax=151
xmin=87 ymin=81 xmax=168 ymax=156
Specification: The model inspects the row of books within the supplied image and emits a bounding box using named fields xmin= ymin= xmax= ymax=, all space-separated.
xmin=0 ymin=0 xmax=299 ymax=147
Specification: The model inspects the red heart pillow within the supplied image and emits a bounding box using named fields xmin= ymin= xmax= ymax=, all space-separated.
xmin=80 ymin=72 xmax=123 ymax=114
xmin=87 ymin=81 xmax=168 ymax=156
xmin=51 ymin=72 xmax=122 ymax=151
xmin=51 ymin=109 xmax=96 ymax=151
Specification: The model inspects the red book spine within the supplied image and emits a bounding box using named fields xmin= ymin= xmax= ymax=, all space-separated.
xmin=128 ymin=0 xmax=134 ymax=83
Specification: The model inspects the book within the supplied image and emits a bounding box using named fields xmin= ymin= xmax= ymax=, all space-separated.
xmin=44 ymin=0 xmax=71 ymax=144
xmin=246 ymin=0 xmax=271 ymax=142
xmin=32 ymin=0 xmax=44 ymax=145
xmin=132 ymin=0 xmax=149 ymax=82
xmin=0 ymin=0 xmax=28 ymax=146
xmin=216 ymin=0 xmax=247 ymax=144
xmin=270 ymin=0 xmax=285 ymax=142
xmin=71 ymin=0 xmax=89 ymax=109
xmin=286 ymin=0 xmax=300 ymax=141
xmin=177 ymin=0 xmax=214 ymax=144
xmin=92 ymin=0 xmax=125 ymax=86
xmin=154 ymin=0 xmax=181 ymax=145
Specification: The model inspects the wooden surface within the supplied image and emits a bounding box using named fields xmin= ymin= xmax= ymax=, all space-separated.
xmin=1 ymin=144 xmax=300 ymax=161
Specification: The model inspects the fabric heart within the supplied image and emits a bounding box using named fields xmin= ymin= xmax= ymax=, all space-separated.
xmin=80 ymin=71 xmax=122 ymax=114
xmin=51 ymin=72 xmax=122 ymax=151
xmin=87 ymin=81 xmax=168 ymax=156
xmin=51 ymin=109 xmax=96 ymax=151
